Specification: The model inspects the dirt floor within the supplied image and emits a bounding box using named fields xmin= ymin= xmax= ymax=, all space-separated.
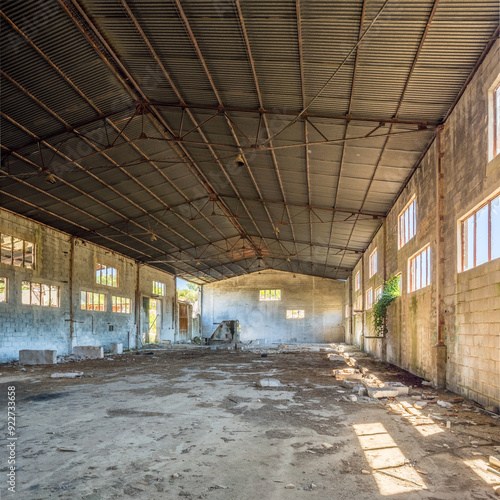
xmin=0 ymin=344 xmax=499 ymax=500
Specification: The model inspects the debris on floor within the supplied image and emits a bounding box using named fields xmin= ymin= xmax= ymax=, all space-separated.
xmin=258 ymin=378 xmax=280 ymax=387
xmin=50 ymin=372 xmax=84 ymax=378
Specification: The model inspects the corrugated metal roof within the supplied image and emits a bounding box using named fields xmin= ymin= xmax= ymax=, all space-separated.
xmin=1 ymin=0 xmax=498 ymax=282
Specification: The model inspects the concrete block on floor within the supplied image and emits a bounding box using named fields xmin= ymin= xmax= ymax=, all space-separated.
xmin=367 ymin=387 xmax=400 ymax=399
xmin=73 ymin=346 xmax=104 ymax=359
xmin=328 ymin=354 xmax=345 ymax=362
xmin=384 ymin=382 xmax=410 ymax=395
xmin=333 ymin=368 xmax=363 ymax=380
xmin=259 ymin=378 xmax=280 ymax=387
xmin=19 ymin=350 xmax=57 ymax=365
xmin=110 ymin=343 xmax=123 ymax=355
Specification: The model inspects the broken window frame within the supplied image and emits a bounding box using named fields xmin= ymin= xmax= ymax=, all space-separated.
xmin=112 ymin=295 xmax=131 ymax=314
xmin=0 ymin=277 xmax=7 ymax=303
xmin=398 ymin=198 xmax=417 ymax=249
xmin=259 ymin=289 xmax=281 ymax=301
xmin=459 ymin=192 xmax=500 ymax=272
xmin=369 ymin=249 xmax=378 ymax=278
xmin=95 ymin=263 xmax=118 ymax=287
xmin=408 ymin=245 xmax=431 ymax=292
xmin=0 ymin=233 xmax=34 ymax=268
xmin=21 ymin=281 xmax=59 ymax=307
xmin=81 ymin=291 xmax=106 ymax=311
xmin=152 ymin=281 xmax=166 ymax=296
xmin=286 ymin=309 xmax=304 ymax=319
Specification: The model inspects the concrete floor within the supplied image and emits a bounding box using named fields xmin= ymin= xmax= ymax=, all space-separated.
xmin=1 ymin=345 xmax=499 ymax=499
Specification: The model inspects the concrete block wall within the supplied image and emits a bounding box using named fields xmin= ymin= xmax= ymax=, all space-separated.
xmin=381 ymin=143 xmax=440 ymax=382
xmin=346 ymin=40 xmax=500 ymax=409
xmin=0 ymin=209 xmax=176 ymax=362
xmin=0 ymin=212 xmax=71 ymax=359
xmin=442 ymin=38 xmax=500 ymax=408
xmin=202 ymin=269 xmax=345 ymax=344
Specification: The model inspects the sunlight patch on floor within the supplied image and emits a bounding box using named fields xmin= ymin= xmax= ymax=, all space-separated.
xmin=463 ymin=458 xmax=500 ymax=487
xmin=353 ymin=422 xmax=427 ymax=496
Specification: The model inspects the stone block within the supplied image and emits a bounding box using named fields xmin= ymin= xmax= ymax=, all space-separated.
xmin=110 ymin=343 xmax=123 ymax=354
xmin=334 ymin=368 xmax=363 ymax=380
xmin=384 ymin=382 xmax=409 ymax=395
xmin=367 ymin=387 xmax=400 ymax=399
xmin=328 ymin=355 xmax=345 ymax=362
xmin=19 ymin=350 xmax=57 ymax=365
xmin=73 ymin=346 xmax=104 ymax=359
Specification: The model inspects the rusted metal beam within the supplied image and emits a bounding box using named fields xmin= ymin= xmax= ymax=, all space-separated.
xmin=328 ymin=0 xmax=366 ymax=278
xmin=147 ymin=101 xmax=437 ymax=128
xmin=296 ymin=0 xmax=313 ymax=263
xmin=235 ymin=0 xmax=300 ymax=273
xmin=393 ymin=0 xmax=440 ymax=118
xmin=0 ymin=168 xmax=216 ymax=281
xmin=1 ymin=106 xmax=232 ymax=277
xmin=1 ymin=138 xmax=223 ymax=282
xmin=169 ymin=0 xmax=277 ymax=267
xmin=63 ymin=0 xmax=266 ymax=270
xmin=336 ymin=1 xmax=440 ymax=278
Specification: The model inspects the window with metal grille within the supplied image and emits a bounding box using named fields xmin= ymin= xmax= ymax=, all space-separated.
xmin=1 ymin=233 xmax=34 ymax=269
xmin=22 ymin=281 xmax=59 ymax=307
xmin=260 ymin=289 xmax=281 ymax=301
xmin=408 ymin=246 xmax=431 ymax=292
xmin=96 ymin=263 xmax=117 ymax=287
xmin=286 ymin=309 xmax=304 ymax=319
xmin=153 ymin=281 xmax=166 ymax=295
xmin=81 ymin=291 xmax=106 ymax=311
xmin=460 ymin=193 xmax=500 ymax=272
xmin=112 ymin=296 xmax=131 ymax=314
xmin=398 ymin=198 xmax=416 ymax=249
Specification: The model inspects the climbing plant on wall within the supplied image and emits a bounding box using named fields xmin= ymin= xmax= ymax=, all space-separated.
xmin=372 ymin=275 xmax=401 ymax=336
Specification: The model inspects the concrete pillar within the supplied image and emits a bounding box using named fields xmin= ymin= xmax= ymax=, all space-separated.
xmin=434 ymin=126 xmax=447 ymax=388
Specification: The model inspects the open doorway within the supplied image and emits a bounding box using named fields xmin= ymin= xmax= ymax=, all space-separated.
xmin=142 ymin=297 xmax=161 ymax=344
xmin=176 ymin=278 xmax=201 ymax=342
xmin=148 ymin=298 xmax=160 ymax=343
